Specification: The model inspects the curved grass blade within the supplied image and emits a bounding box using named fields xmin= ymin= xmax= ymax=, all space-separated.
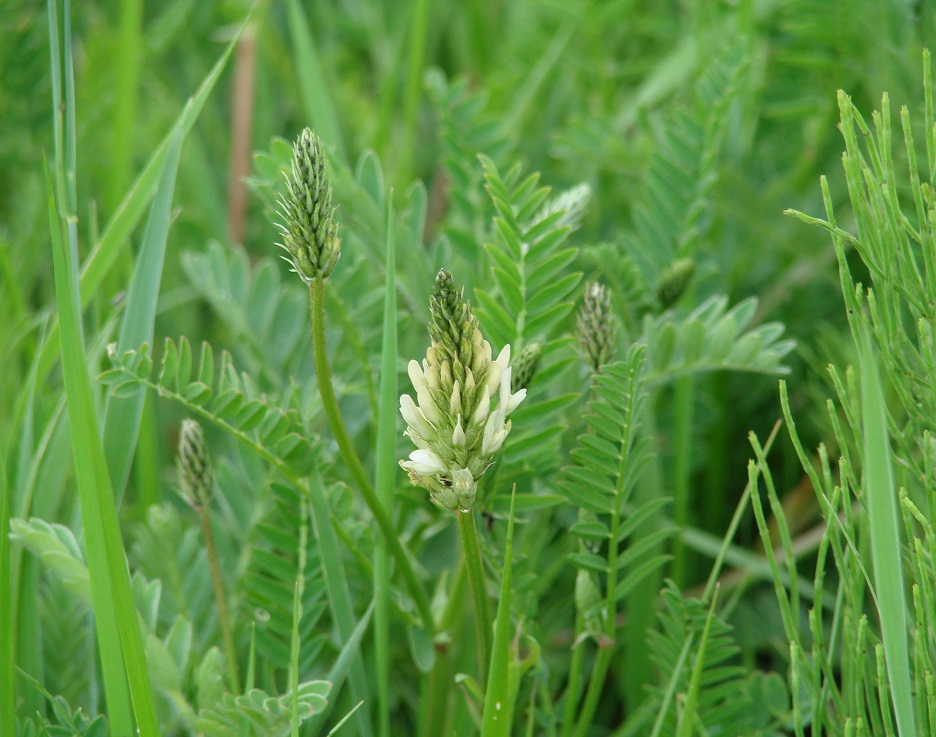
xmin=102 ymin=123 xmax=183 ymax=499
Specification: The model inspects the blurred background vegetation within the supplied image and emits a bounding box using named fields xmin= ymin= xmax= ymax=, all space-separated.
xmin=3 ymin=0 xmax=935 ymax=733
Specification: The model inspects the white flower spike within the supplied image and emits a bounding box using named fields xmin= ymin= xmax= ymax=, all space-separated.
xmin=399 ymin=269 xmax=526 ymax=511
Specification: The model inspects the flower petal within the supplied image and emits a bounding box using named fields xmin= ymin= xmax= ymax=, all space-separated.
xmin=408 ymin=360 xmax=426 ymax=393
xmin=402 ymin=448 xmax=446 ymax=476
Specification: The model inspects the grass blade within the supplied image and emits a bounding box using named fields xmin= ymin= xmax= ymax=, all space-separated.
xmin=307 ymin=464 xmax=374 ymax=737
xmin=285 ymin=0 xmax=345 ymax=163
xmin=103 ymin=123 xmax=183 ymax=498
xmin=48 ymin=164 xmax=159 ymax=735
xmin=481 ymin=487 xmax=517 ymax=737
xmin=859 ymin=326 xmax=916 ymax=737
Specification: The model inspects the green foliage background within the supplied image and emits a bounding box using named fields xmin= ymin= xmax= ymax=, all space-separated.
xmin=3 ymin=0 xmax=936 ymax=735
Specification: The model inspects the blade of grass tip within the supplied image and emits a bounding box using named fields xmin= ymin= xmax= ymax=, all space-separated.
xmin=675 ymin=586 xmax=719 ymax=737
xmin=307 ymin=464 xmax=374 ymax=737
xmin=48 ymin=162 xmax=159 ymax=737
xmin=480 ymin=487 xmax=517 ymax=737
xmin=373 ymin=195 xmax=397 ymax=737
xmin=285 ymin=0 xmax=346 ymax=163
xmin=326 ymin=700 xmax=366 ymax=737
xmin=34 ymin=10 xmax=250 ymax=384
xmin=103 ymin=123 xmax=183 ymax=501
xmin=0 ymin=448 xmax=14 ymax=737
xmin=648 ymin=628 xmax=694 ymax=737
xmin=859 ymin=326 xmax=916 ymax=737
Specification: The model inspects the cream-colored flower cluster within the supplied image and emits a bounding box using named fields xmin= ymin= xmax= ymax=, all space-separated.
xmin=399 ymin=270 xmax=526 ymax=511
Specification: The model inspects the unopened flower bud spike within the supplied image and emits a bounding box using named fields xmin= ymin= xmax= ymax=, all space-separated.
xmin=576 ymin=281 xmax=617 ymax=374
xmin=176 ymin=419 xmax=239 ymax=692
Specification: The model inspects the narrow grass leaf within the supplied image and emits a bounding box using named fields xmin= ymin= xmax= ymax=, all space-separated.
xmin=103 ymin=123 xmax=183 ymax=499
xmin=307 ymin=464 xmax=374 ymax=737
xmin=481 ymin=487 xmax=518 ymax=737
xmin=859 ymin=326 xmax=916 ymax=737
xmin=48 ymin=167 xmax=159 ymax=736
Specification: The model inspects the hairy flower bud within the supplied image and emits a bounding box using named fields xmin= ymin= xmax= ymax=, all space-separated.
xmin=576 ymin=282 xmax=616 ymax=374
xmin=511 ymin=342 xmax=544 ymax=393
xmin=177 ymin=419 xmax=211 ymax=510
xmin=656 ymin=257 xmax=696 ymax=309
xmin=277 ymin=128 xmax=341 ymax=281
xmin=400 ymin=269 xmax=526 ymax=511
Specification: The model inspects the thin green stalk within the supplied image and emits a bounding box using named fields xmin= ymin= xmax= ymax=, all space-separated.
xmin=373 ymin=199 xmax=398 ymax=737
xmin=0 ymin=449 xmax=13 ymax=737
xmin=422 ymin=644 xmax=452 ymax=737
xmin=572 ymin=462 xmax=624 ymax=737
xmin=198 ymin=508 xmax=239 ymax=693
xmin=622 ymin=396 xmax=664 ymax=712
xmin=289 ymin=498 xmax=307 ymax=737
xmin=457 ymin=509 xmax=492 ymax=687
xmin=400 ymin=0 xmax=430 ymax=182
xmin=421 ymin=558 xmax=467 ymax=737
xmin=307 ymin=278 xmax=435 ymax=636
xmin=559 ymin=605 xmax=586 ymax=737
xmin=671 ymin=374 xmax=695 ymax=588
xmin=108 ymin=0 xmax=142 ymax=216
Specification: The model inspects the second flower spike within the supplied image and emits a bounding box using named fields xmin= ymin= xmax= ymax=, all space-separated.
xmin=400 ymin=269 xmax=526 ymax=511
xmin=277 ymin=128 xmax=341 ymax=281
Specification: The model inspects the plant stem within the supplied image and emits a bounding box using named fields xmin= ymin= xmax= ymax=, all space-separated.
xmin=307 ymin=278 xmax=436 ymax=636
xmin=457 ymin=508 xmax=492 ymax=687
xmin=671 ymin=374 xmax=695 ymax=588
xmin=560 ymin=586 xmax=586 ymax=737
xmin=198 ymin=508 xmax=239 ymax=693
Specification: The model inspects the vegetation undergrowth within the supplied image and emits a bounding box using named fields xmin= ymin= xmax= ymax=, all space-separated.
xmin=3 ymin=1 xmax=936 ymax=735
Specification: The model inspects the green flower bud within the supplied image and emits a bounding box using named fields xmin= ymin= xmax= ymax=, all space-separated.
xmin=400 ymin=269 xmax=527 ymax=511
xmin=177 ymin=419 xmax=211 ymax=510
xmin=277 ymin=128 xmax=341 ymax=281
xmin=576 ymin=282 xmax=616 ymax=374
xmin=511 ymin=342 xmax=543 ymax=393
xmin=656 ymin=257 xmax=696 ymax=309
